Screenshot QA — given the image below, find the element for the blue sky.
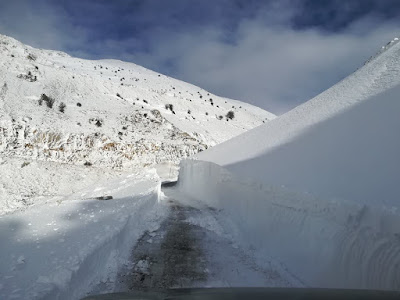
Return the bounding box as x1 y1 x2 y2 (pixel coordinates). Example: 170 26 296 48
0 0 399 114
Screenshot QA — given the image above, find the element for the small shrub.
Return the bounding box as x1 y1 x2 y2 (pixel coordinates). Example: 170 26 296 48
40 94 55 108
77 102 82 107
165 104 174 111
205 112 208 116
226 110 235 120
27 54 36 61
21 161 30 168
116 93 122 98
84 161 92 167
95 120 102 127
59 102 66 113
217 115 223 120
143 99 148 104
187 110 191 114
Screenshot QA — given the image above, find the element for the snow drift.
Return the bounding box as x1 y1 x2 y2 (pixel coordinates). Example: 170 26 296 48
0 171 167 300
199 84 400 207
196 38 400 207
177 159 400 290
176 38 400 289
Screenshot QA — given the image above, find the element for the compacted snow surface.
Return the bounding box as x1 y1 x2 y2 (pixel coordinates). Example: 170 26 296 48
0 170 167 299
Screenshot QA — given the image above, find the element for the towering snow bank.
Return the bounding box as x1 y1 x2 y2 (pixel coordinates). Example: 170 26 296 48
181 38 400 289
197 38 400 207
177 160 400 290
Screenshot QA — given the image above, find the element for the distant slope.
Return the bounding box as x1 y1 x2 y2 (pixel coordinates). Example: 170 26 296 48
196 36 400 206
0 34 274 169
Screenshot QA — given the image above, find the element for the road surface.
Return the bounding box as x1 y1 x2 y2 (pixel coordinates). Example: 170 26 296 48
115 186 293 291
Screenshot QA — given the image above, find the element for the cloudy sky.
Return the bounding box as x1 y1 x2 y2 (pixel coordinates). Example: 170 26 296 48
0 0 399 114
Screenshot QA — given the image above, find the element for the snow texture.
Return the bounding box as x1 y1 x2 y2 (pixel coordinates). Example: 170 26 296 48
0 169 167 300
176 160 400 290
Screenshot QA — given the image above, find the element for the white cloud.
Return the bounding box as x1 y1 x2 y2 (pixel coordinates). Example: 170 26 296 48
0 1 398 114
134 17 399 114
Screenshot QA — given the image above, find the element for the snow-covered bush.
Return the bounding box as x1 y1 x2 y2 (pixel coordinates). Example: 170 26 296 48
165 103 174 111
59 102 66 113
226 111 235 120
39 94 55 108
27 53 36 61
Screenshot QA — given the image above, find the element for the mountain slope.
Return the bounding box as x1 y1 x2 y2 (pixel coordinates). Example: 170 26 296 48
0 34 274 169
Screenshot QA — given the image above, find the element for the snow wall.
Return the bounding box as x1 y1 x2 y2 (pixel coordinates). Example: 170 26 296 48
177 160 400 289
199 84 400 208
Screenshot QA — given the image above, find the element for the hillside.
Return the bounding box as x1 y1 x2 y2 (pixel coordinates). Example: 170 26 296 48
0 34 274 170
0 34 273 215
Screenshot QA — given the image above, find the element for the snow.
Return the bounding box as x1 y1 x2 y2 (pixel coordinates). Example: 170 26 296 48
0 33 273 170
0 32 273 215
173 37 400 289
196 36 400 207
176 159 400 290
1 31 400 298
0 156 130 216
0 168 168 299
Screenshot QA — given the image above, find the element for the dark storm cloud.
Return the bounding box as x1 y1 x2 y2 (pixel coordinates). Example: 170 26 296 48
0 0 399 114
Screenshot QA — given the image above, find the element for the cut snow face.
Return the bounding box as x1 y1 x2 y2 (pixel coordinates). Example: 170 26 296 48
176 160 400 290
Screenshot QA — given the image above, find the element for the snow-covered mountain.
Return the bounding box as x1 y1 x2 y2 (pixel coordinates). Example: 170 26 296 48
0 34 274 215
0 34 274 170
